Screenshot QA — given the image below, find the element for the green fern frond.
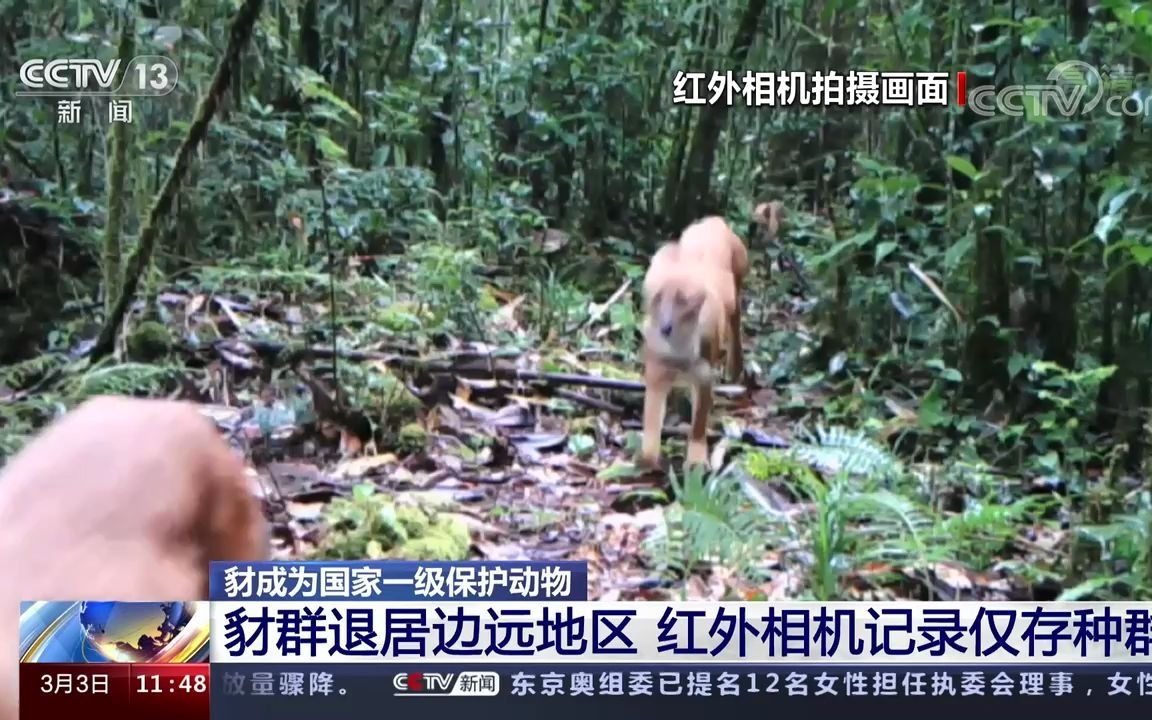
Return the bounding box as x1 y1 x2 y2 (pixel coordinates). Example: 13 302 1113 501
645 463 772 591
845 489 935 562
791 424 904 482
193 265 330 295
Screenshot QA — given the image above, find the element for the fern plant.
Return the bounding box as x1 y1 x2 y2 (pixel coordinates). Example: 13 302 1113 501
1062 494 1152 600
641 425 931 599
759 426 935 598
644 462 772 596
790 423 903 483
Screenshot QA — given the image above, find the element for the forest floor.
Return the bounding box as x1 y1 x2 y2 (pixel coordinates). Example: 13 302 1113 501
78 250 1081 604
0 248 1102 602
159 264 809 600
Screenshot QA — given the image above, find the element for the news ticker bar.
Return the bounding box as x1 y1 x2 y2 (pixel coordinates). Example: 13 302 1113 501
21 663 208 720
20 595 1152 664
207 600 1152 663
208 560 588 601
21 663 1152 720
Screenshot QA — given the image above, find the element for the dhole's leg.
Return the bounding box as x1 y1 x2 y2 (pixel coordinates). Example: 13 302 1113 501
640 361 675 467
727 277 744 381
726 315 743 381
686 379 713 466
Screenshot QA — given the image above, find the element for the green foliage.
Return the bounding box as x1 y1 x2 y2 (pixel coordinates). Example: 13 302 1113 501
0 355 66 392
791 425 904 484
63 362 183 400
126 321 172 361
0 360 183 461
637 425 1086 600
645 463 772 594
643 426 941 599
1064 494 1152 600
320 483 470 561
341 365 423 436
758 431 934 599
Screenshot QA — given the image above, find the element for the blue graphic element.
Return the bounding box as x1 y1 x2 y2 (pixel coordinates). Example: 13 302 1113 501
17 600 209 664
79 601 192 662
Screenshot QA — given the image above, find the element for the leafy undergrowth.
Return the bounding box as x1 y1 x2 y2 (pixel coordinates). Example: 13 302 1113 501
1 238 1150 603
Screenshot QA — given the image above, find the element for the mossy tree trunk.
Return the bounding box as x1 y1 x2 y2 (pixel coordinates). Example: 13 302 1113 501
91 0 266 360
101 10 135 317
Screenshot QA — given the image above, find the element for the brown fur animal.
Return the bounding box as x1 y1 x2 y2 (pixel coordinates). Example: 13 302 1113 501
753 201 783 239
0 396 271 720
640 215 749 469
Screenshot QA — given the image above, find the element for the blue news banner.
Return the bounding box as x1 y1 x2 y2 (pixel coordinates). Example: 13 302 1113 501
206 561 1152 719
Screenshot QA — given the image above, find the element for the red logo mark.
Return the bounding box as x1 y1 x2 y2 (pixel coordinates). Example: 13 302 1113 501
405 672 425 691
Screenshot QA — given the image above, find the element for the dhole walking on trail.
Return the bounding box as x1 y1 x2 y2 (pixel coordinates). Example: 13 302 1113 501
639 212 752 470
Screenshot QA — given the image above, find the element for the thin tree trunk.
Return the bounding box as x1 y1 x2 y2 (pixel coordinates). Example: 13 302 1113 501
669 0 767 230
101 10 135 316
92 0 266 360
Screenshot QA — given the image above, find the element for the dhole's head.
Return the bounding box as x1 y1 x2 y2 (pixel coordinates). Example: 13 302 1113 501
645 273 707 351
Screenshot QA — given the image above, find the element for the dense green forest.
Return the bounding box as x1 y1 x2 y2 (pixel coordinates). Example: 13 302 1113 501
1 0 1151 601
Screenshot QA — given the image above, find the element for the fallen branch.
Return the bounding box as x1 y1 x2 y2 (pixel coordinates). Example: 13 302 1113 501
219 339 749 398
553 389 625 414
577 277 632 331
908 262 964 324
619 420 791 449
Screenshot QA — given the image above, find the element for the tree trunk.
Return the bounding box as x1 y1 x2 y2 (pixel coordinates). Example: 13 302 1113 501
424 0 457 218
91 0 265 360
960 9 1013 404
101 10 135 316
668 0 767 231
